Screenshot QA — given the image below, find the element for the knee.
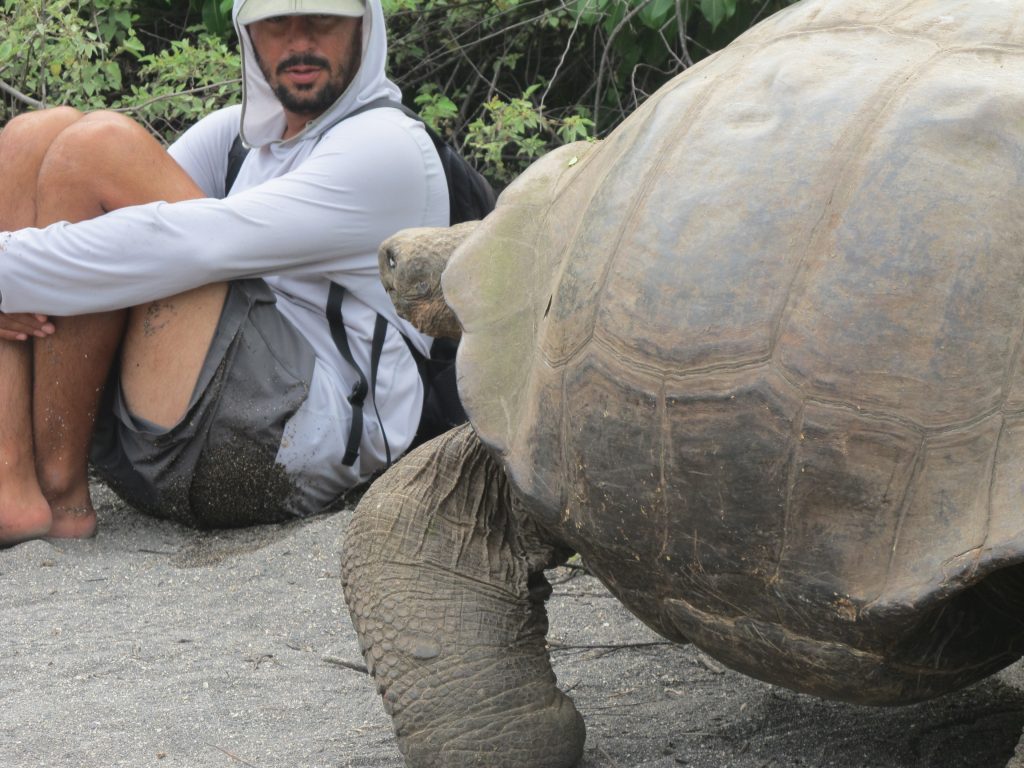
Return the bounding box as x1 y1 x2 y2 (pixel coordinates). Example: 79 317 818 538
0 106 83 151
3 106 84 135
39 111 150 187
73 110 153 152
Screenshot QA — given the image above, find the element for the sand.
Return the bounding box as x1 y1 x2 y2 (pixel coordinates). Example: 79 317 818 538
2 481 1022 768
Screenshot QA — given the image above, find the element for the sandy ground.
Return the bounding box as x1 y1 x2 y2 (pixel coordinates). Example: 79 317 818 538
3 481 1023 768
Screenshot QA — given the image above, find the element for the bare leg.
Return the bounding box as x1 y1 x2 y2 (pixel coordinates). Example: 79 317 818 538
29 111 213 536
0 109 218 544
0 108 84 545
0 341 51 544
31 311 126 538
119 281 227 430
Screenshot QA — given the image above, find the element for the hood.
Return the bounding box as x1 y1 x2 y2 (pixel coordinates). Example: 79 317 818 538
234 0 401 147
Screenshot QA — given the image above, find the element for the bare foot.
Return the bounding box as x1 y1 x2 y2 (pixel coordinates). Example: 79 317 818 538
48 503 98 539
36 469 99 539
0 482 53 547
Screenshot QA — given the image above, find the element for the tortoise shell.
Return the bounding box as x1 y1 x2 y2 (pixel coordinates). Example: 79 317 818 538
442 0 1024 704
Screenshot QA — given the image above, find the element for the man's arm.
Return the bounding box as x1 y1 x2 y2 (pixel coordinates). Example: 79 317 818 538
0 111 440 317
0 107 211 339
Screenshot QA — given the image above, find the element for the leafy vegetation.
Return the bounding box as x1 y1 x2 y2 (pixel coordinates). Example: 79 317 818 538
0 0 798 184
385 0 799 181
0 0 241 141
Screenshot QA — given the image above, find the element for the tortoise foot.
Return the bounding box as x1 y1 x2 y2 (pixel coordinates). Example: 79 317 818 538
343 424 585 768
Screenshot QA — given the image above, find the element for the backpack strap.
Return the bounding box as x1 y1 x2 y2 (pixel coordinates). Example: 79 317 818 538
223 98 397 194
223 98 497 224
230 100 490 466
368 312 392 467
326 282 367 466
326 281 394 468
225 133 248 194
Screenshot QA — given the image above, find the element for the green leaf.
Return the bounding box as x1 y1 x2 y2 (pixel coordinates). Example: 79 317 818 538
381 0 418 13
700 0 736 30
122 36 145 55
571 0 605 26
202 0 231 38
638 0 676 29
602 0 626 35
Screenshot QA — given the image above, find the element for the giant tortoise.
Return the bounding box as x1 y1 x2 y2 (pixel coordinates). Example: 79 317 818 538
341 0 1024 765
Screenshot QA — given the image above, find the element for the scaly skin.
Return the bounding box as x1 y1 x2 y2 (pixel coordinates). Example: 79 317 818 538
342 423 585 768
377 221 479 341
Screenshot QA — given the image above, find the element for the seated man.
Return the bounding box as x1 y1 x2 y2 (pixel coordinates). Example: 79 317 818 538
0 0 449 545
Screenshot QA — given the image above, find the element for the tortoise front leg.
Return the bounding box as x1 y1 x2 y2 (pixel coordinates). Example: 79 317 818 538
342 423 585 768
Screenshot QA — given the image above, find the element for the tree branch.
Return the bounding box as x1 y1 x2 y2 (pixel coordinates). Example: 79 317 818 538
0 77 45 110
541 0 586 110
675 0 695 68
113 79 241 114
594 0 654 128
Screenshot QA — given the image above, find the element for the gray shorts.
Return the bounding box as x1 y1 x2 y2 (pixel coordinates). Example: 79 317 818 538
91 279 317 528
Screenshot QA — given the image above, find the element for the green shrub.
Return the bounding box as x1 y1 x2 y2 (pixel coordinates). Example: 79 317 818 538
0 0 798 183
0 0 239 136
117 31 240 142
382 0 799 184
0 0 144 120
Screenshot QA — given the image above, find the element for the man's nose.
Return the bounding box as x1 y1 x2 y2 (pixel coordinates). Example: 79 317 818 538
281 18 317 48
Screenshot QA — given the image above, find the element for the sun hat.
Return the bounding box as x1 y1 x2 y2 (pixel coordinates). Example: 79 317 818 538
238 0 365 24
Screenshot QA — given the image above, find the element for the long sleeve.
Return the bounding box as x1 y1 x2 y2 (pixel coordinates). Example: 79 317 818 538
0 108 441 316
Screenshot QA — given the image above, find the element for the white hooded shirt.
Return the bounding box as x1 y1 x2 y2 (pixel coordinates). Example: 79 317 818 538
0 0 450 513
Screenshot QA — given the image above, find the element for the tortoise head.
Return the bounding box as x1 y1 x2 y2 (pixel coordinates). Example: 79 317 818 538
378 220 480 341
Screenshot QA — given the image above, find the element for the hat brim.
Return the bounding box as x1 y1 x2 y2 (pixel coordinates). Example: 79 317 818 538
238 0 364 25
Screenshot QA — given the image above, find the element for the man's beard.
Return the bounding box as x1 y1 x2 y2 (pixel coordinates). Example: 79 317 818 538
259 52 350 117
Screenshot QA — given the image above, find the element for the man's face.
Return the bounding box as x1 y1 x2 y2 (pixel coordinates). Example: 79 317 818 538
248 14 363 119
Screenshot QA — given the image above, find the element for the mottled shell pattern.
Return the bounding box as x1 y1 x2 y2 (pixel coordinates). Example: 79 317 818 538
443 0 1024 704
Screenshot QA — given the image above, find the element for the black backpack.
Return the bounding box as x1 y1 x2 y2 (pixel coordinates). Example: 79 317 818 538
225 97 495 223
225 100 495 467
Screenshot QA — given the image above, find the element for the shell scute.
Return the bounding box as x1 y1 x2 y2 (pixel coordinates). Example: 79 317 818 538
443 0 1024 702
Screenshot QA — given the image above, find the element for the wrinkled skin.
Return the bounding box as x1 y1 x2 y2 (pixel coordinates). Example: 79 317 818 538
356 222 588 766
352 225 590 765
377 221 476 341
345 0 1024 764
342 423 583 768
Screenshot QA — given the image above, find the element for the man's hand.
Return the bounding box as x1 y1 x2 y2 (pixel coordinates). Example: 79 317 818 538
0 313 55 341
